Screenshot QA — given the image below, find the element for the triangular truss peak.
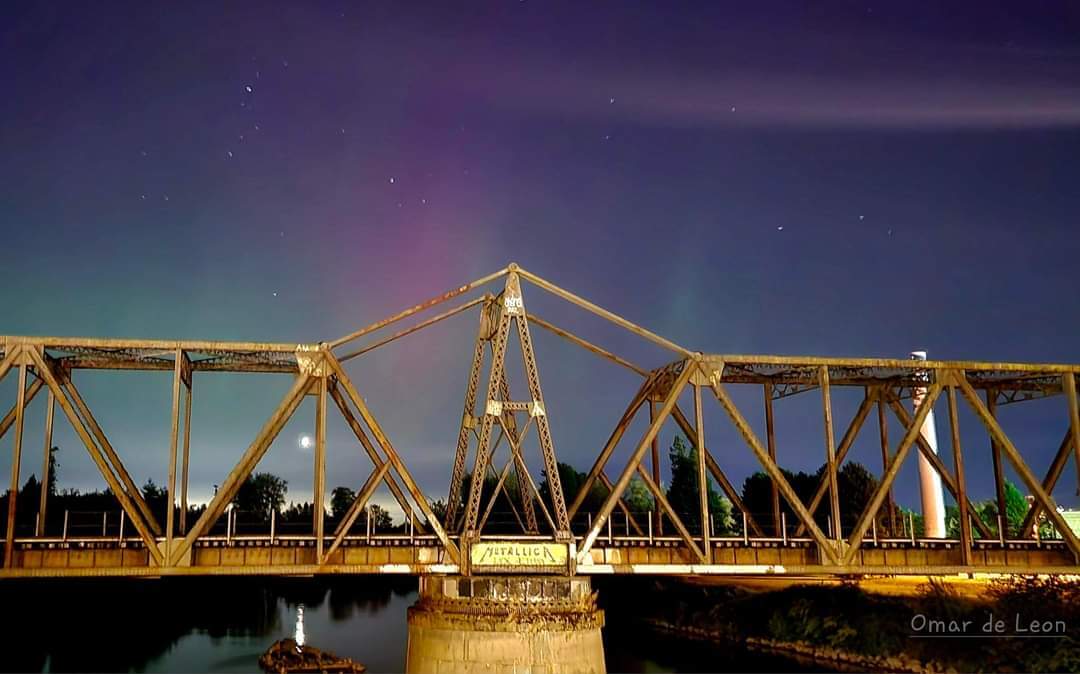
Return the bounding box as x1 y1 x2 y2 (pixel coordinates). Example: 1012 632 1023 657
446 272 572 542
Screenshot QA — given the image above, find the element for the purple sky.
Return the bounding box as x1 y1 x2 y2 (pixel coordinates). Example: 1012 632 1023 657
3 1 1080 519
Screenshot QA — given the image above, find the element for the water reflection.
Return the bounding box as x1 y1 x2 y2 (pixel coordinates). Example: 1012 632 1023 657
0 577 809 673
294 605 305 650
0 576 414 673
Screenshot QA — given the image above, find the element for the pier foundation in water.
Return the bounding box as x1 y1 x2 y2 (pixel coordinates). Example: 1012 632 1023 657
405 575 605 674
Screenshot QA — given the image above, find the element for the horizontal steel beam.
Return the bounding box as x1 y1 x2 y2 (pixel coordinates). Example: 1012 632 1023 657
701 354 1080 376
2 336 300 353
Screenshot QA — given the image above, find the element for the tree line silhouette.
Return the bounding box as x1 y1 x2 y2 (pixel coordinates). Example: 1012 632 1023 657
0 438 1049 539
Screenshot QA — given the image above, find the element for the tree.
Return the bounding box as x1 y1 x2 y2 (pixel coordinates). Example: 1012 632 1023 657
280 501 313 524
142 479 166 502
368 504 393 530
429 499 448 525
624 475 654 513
836 463 879 534
1003 481 1028 535
665 434 729 534
540 462 606 518
741 460 887 537
20 474 40 496
945 503 962 538
330 487 356 520
971 480 1033 538
140 479 169 525
44 446 58 497
712 495 735 535
898 506 924 537
235 473 287 519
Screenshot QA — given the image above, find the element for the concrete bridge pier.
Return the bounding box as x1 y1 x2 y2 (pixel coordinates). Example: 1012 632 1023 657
406 575 605 674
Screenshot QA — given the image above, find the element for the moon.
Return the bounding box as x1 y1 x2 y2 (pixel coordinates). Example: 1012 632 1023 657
298 434 314 450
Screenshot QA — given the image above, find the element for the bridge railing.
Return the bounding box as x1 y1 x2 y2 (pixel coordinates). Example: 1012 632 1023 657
10 505 1072 547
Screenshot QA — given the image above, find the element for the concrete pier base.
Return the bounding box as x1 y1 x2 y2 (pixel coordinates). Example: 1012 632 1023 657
406 575 605 674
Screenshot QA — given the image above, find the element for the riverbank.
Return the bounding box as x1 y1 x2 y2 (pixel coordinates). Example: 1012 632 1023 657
646 617 930 673
598 575 1080 673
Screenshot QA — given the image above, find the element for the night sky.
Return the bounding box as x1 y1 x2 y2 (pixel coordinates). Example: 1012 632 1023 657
3 2 1080 518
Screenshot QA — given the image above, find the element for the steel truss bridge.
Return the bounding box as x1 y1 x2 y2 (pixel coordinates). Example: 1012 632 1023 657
2 263 1079 579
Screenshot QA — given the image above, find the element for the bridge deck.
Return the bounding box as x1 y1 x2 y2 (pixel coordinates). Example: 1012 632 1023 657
2 534 1073 578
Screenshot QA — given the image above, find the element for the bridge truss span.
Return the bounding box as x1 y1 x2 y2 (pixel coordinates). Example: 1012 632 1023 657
2 263 1079 578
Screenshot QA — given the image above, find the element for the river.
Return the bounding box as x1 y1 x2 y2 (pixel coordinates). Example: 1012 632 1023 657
0 577 813 673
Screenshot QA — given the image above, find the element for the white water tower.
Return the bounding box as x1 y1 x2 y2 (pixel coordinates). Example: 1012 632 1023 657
911 350 946 538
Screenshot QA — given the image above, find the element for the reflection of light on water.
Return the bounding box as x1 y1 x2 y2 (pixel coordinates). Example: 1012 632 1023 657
295 604 306 651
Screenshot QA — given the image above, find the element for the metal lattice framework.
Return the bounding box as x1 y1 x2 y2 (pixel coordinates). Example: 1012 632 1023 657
2 262 1080 578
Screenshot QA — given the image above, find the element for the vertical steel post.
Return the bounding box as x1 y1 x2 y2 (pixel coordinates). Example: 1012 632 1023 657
1064 373 1080 497
946 381 973 565
986 390 1008 538
119 511 125 544
166 348 183 556
694 383 710 561
314 375 327 560
62 510 68 541
650 400 662 536
37 389 55 537
820 366 842 543
4 359 27 567
763 383 781 535
877 394 896 537
179 374 193 535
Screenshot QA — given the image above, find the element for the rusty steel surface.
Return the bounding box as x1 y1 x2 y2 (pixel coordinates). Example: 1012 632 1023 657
2 263 1080 579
